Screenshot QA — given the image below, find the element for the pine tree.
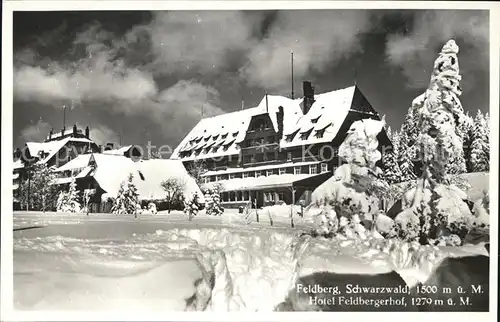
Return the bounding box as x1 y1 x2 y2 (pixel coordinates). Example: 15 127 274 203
383 129 403 184
484 112 490 165
470 110 489 172
57 177 82 213
397 130 417 181
461 112 475 172
18 163 60 211
111 173 140 216
204 183 224 216
184 191 202 221
397 40 476 245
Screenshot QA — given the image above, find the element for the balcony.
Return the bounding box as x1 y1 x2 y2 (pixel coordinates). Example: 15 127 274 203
240 142 279 154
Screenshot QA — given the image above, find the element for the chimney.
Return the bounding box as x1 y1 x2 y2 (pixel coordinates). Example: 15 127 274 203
302 81 315 115
49 128 53 140
73 124 77 136
85 126 90 139
277 106 284 135
105 143 114 151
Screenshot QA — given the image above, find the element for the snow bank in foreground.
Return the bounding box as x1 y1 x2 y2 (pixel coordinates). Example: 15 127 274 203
14 226 489 312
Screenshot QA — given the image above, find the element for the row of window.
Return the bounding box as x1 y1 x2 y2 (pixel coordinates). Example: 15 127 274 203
204 163 328 183
220 191 285 203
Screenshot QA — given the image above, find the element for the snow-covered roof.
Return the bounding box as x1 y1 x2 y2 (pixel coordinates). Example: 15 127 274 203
171 85 361 160
53 153 204 202
53 154 93 172
170 95 303 161
26 137 94 165
280 86 356 148
102 145 133 156
203 172 330 191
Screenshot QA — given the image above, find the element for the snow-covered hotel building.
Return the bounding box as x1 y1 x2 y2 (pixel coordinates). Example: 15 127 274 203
171 82 391 208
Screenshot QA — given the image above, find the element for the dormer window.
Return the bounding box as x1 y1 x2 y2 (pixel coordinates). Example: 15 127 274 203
300 129 312 140
221 134 228 139
311 116 321 124
315 128 326 138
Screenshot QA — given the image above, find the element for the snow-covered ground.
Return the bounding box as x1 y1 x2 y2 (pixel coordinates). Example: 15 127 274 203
13 210 488 312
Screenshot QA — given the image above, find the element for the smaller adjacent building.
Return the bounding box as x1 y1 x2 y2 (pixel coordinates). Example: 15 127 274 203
13 125 100 206
52 153 203 212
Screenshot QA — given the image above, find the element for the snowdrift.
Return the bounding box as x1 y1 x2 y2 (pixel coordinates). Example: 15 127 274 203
14 223 488 312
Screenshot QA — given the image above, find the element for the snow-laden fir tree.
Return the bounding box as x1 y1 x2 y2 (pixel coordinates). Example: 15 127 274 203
204 183 224 216
383 128 403 184
111 173 140 216
397 130 417 182
395 40 482 245
484 112 490 163
470 110 489 172
18 163 60 211
57 177 82 213
184 191 202 221
460 111 475 172
398 103 420 180
306 117 388 237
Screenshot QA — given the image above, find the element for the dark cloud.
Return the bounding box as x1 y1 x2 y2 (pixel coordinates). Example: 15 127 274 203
13 10 490 149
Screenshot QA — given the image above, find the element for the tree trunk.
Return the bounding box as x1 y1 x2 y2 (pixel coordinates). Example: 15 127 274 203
168 201 171 214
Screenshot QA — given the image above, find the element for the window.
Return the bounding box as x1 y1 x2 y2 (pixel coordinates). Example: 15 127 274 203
279 168 286 175
294 166 301 175
229 173 236 180
278 192 285 201
237 191 242 201
269 192 275 202
255 171 262 178
309 165 317 174
266 152 275 161
315 129 325 138
250 155 256 164
230 191 236 201
204 177 210 184
266 170 274 177
243 191 249 200
321 163 328 173
216 175 222 181
287 152 292 162
243 172 250 178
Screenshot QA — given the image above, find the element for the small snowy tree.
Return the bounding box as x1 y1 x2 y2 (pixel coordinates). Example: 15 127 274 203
161 178 186 213
111 173 140 216
184 191 202 221
204 183 224 216
470 110 489 172
56 177 82 213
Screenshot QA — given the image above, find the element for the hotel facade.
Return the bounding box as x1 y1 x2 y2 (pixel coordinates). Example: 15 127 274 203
170 81 391 209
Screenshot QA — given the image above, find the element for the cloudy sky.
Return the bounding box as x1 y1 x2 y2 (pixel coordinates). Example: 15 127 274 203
13 9 489 151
